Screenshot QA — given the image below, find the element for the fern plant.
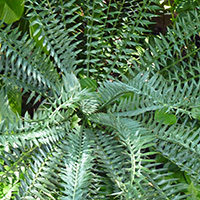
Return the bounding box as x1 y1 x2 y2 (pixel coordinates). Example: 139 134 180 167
0 0 200 199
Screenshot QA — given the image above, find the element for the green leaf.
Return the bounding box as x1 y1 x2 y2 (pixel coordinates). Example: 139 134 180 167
176 0 200 13
7 86 22 116
71 114 81 128
0 0 24 24
191 107 200 120
187 182 200 200
155 108 177 125
29 17 49 55
0 87 18 122
80 77 97 91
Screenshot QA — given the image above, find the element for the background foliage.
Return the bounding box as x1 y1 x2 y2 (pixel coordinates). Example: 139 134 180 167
0 0 200 199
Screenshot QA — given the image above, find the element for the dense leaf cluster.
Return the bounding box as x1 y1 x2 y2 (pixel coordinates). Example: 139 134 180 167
0 0 200 199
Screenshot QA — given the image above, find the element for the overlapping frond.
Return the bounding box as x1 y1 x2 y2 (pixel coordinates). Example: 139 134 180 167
14 143 63 200
0 23 58 92
0 124 68 199
0 0 200 199
155 121 200 183
26 0 81 74
98 72 200 118
89 113 155 198
138 9 200 83
144 163 189 200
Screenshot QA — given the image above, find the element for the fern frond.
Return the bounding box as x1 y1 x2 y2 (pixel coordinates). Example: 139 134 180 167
0 24 58 92
130 113 200 196
139 9 200 83
98 72 200 118
59 127 94 200
90 113 156 198
14 143 63 199
155 122 200 183
26 0 81 74
91 129 129 197
144 163 189 200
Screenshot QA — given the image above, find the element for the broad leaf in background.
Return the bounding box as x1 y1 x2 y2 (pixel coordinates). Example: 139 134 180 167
0 88 18 123
0 0 24 24
191 106 200 120
7 86 22 116
155 107 177 125
80 77 97 91
175 0 200 13
187 182 200 200
29 17 49 55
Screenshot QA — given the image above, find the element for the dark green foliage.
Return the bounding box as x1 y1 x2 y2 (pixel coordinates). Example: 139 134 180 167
0 0 200 199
